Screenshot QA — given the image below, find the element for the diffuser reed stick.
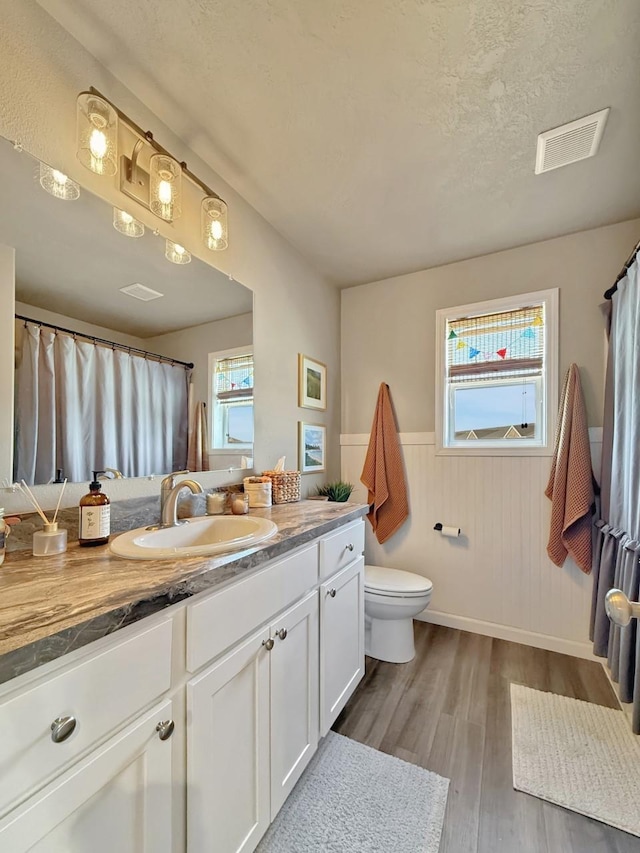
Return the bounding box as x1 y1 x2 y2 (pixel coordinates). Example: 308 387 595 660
52 479 68 524
19 480 50 525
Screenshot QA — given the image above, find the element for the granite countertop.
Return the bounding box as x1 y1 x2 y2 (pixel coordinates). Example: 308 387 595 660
0 501 368 684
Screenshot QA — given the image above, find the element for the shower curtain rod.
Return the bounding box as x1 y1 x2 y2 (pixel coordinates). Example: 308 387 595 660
16 315 194 369
603 239 640 300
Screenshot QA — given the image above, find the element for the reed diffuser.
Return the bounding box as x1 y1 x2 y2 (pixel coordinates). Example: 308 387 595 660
18 479 68 556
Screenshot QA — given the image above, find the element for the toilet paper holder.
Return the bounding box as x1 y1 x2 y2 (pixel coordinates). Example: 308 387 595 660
434 522 461 537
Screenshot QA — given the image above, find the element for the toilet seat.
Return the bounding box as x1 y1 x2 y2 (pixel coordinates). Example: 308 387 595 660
364 565 433 598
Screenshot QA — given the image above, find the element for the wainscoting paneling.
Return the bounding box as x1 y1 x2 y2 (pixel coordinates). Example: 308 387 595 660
341 433 601 658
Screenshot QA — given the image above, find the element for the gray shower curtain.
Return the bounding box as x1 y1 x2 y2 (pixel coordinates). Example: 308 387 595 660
590 255 640 733
14 323 189 484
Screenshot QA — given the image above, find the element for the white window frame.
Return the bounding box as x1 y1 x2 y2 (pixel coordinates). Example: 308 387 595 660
208 344 254 453
435 289 559 456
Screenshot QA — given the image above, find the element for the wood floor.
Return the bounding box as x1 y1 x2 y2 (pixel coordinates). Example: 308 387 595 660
333 622 639 853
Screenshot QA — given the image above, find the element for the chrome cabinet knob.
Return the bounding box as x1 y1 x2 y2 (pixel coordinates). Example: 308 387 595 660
605 588 640 627
276 628 288 641
346 543 354 552
156 720 175 741
51 716 77 743
328 588 337 598
262 637 274 651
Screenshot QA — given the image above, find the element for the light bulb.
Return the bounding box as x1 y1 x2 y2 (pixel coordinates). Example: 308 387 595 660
158 180 173 205
210 220 223 240
39 162 80 200
89 128 108 160
113 207 145 237
165 239 191 264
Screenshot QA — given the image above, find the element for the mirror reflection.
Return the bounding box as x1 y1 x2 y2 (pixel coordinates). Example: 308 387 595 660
1 137 254 485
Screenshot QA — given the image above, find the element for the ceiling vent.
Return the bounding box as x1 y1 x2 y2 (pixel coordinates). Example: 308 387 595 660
119 283 164 301
535 108 610 174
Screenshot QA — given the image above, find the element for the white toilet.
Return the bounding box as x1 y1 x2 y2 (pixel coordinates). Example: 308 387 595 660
364 565 433 663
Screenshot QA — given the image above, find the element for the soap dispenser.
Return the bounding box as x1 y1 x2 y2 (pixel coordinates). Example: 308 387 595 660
79 471 111 547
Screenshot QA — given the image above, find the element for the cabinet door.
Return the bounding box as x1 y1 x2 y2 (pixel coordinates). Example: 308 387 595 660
269 591 319 820
320 557 364 735
187 626 271 853
0 699 174 853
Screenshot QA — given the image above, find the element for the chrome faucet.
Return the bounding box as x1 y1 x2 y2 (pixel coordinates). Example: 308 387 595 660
160 471 203 527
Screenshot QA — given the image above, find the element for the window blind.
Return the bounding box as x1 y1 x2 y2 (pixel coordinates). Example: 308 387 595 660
446 304 544 383
215 353 254 401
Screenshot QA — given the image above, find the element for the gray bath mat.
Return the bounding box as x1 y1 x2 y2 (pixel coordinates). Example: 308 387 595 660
510 683 640 837
257 731 449 852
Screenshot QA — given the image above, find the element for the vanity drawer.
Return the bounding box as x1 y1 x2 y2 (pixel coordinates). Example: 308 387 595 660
319 520 365 580
0 618 172 817
187 542 318 672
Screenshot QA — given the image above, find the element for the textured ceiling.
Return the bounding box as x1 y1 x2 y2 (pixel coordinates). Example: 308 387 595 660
0 137 252 337
39 0 640 286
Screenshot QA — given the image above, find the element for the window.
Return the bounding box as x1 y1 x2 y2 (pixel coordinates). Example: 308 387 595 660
208 347 254 450
435 289 558 454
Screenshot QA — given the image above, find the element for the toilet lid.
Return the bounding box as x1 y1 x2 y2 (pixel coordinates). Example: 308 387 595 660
364 565 433 595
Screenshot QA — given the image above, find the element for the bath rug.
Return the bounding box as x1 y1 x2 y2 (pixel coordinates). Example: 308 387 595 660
510 683 640 836
257 731 449 852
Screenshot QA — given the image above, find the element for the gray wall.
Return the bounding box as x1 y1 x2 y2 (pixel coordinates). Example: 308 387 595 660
342 219 640 433
148 312 253 414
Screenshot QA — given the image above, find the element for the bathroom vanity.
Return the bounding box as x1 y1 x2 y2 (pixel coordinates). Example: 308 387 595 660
0 502 366 852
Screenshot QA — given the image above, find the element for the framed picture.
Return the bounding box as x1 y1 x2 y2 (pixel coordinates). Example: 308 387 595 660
298 353 327 411
299 421 326 474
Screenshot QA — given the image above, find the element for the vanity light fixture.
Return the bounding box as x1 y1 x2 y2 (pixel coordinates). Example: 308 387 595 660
39 163 80 200
75 87 228 248
165 239 191 264
76 92 118 176
113 207 145 238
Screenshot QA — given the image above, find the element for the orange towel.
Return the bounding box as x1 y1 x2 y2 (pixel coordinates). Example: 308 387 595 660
545 364 594 573
360 383 409 544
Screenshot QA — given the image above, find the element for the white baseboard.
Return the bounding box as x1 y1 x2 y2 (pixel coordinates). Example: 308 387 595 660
415 609 599 661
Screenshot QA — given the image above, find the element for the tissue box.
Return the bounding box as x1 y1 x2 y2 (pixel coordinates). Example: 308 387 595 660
262 471 301 504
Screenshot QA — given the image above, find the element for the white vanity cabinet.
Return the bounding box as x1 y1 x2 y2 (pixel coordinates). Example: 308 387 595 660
186 625 271 853
0 516 365 853
186 591 319 853
0 699 174 853
318 520 366 736
319 556 365 735
0 618 175 852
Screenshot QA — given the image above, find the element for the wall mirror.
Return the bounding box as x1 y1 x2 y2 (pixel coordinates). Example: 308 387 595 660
0 136 254 486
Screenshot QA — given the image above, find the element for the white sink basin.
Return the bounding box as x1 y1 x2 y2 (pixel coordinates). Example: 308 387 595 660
110 515 278 561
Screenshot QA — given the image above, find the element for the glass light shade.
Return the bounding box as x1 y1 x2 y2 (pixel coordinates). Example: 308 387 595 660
165 239 191 264
113 208 145 238
76 93 118 176
201 196 228 251
39 163 80 200
150 154 182 221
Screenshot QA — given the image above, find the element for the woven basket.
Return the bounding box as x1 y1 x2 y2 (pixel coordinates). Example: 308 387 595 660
262 470 301 504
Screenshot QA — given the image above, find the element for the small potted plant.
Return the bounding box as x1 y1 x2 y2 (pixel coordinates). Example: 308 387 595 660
314 481 355 502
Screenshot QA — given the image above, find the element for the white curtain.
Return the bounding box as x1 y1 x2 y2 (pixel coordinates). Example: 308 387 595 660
14 324 189 484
